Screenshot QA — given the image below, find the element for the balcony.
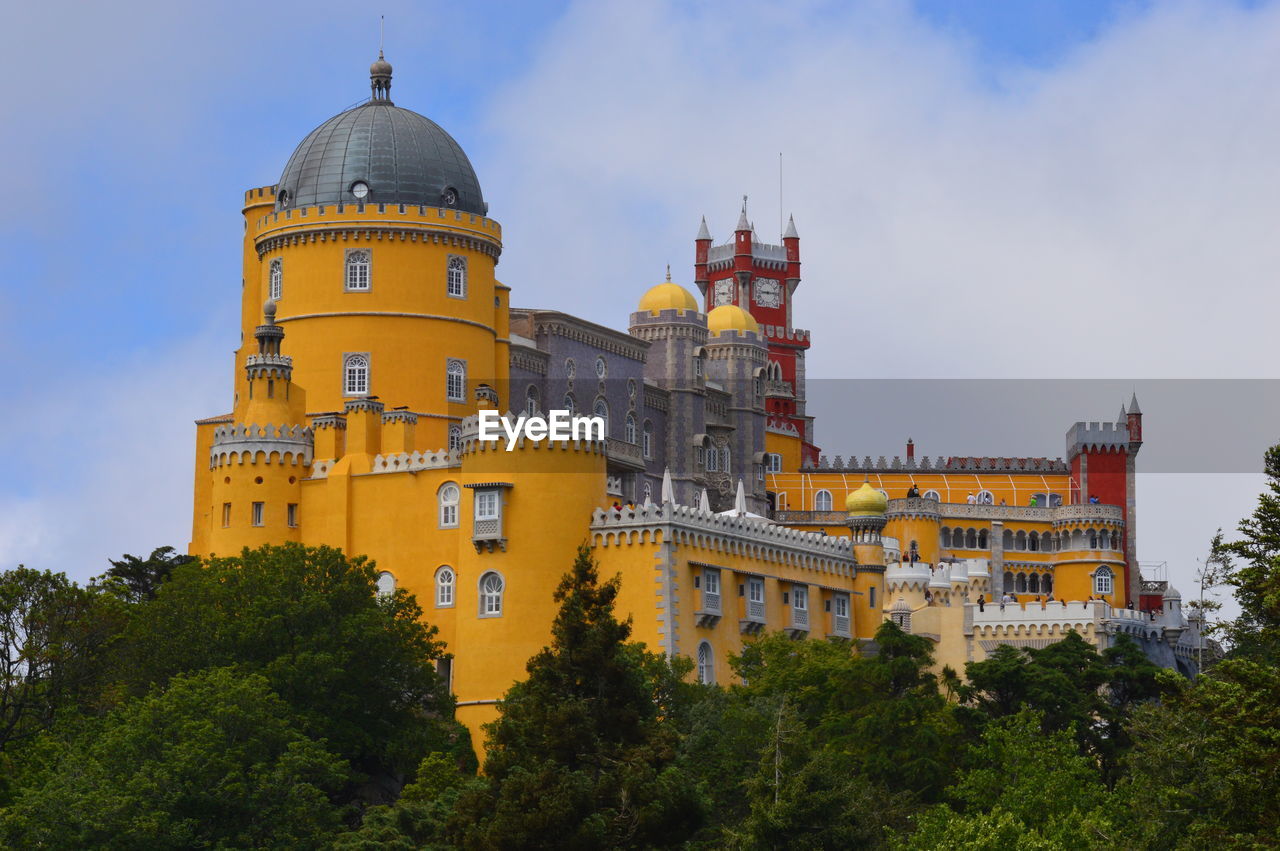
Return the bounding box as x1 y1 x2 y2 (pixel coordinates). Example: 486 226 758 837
740 597 766 635
606 437 645 471
785 606 810 638
696 589 722 628
831 612 852 638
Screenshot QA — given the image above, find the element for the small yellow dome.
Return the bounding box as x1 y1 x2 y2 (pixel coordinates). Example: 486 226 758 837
846 481 888 516
707 304 760 336
638 281 699 315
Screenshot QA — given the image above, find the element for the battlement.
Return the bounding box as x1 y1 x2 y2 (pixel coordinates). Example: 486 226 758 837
244 353 293 380
760 325 810 345
766 417 800 436
210 423 313 468
243 185 277 206
804 455 1068 473
254 200 502 242
1066 420 1131 455
705 240 790 271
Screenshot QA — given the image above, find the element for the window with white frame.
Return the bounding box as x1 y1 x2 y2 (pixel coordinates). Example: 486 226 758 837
525 385 540 417
976 490 995 505
446 359 466 402
701 567 721 613
696 641 714 684
594 398 609 432
793 585 808 612
746 576 765 619
766 453 782 473
1093 565 1114 596
475 490 500 521
922 489 940 501
447 255 467 298
694 356 703 378
345 248 371 291
251 501 264 526
435 566 455 607
625 414 637 444
438 483 460 528
269 258 282 301
344 354 369 396
448 426 462 452
479 571 504 616
287 503 298 527
642 422 653 458
696 446 705 467
814 489 833 511
375 571 396 598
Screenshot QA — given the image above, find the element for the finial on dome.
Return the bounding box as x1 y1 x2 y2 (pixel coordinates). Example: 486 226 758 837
370 21 393 103
263 299 277 324
665 264 671 282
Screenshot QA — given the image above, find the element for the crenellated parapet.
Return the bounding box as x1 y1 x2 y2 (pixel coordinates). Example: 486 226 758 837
1066 421 1131 456
210 423 313 468
590 501 855 575
806 454 1068 473
244 353 293 381
253 201 503 260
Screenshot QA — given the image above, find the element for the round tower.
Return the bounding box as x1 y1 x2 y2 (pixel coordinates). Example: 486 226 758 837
845 480 888 639
205 302 311 555
237 54 507 451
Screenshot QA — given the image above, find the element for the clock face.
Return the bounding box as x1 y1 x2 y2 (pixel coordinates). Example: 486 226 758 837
713 279 734 306
754 278 781 308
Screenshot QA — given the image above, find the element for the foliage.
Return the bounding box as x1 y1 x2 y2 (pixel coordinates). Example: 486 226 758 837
455 544 704 849
1215 444 1280 660
120 543 470 801
0 667 346 848
101 545 194 603
331 752 479 850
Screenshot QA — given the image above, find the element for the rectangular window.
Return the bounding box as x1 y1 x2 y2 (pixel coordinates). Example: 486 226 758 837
701 568 721 614
251 501 264 527
793 586 808 612
706 447 719 472
746 577 765 620
269 258 282 301
287 503 298 527
835 594 849 618
447 255 467 298
222 502 231 527
475 491 500 521
345 249 371 291
642 429 652 458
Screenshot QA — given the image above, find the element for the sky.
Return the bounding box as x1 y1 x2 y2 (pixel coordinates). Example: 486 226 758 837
2 0 1277 619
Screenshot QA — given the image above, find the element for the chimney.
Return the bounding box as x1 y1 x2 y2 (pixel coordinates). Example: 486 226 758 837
906 438 915 461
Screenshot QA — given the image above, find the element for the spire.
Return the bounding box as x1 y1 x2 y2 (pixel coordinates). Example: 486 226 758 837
370 43 393 102
1128 392 1142 415
665 264 671 282
734 478 747 514
783 214 799 239
697 215 711 241
1117 404 1127 424
661 467 675 505
698 488 711 512
736 196 750 231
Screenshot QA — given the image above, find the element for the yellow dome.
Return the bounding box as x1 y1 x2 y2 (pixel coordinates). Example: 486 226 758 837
846 481 888 516
638 281 698 315
706 304 760 336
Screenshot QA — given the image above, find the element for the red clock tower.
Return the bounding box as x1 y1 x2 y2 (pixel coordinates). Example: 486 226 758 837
694 198 818 465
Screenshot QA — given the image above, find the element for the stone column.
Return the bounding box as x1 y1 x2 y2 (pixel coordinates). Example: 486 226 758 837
990 520 1005 599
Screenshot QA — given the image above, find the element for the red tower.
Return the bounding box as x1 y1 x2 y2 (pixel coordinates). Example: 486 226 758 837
694 198 818 464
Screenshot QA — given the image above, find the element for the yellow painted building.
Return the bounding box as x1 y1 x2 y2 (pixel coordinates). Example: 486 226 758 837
190 55 1210 748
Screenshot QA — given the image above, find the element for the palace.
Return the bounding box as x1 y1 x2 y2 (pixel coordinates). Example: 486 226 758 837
189 55 1210 746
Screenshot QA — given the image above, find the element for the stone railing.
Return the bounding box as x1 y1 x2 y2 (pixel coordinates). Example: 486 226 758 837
605 437 645 469
939 503 1124 524
774 510 846 525
210 423 312 468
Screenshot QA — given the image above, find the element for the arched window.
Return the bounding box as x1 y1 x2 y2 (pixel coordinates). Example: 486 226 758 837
1004 571 1014 590
1094 566 1113 595
1015 531 1027 551
448 426 462 452
706 445 719 472
697 642 715 685
269 258 282 301
446 360 466 402
625 414 637 444
1111 530 1121 551
965 528 978 549
1003 529 1014 550
642 481 652 503
525 385 540 417
447 255 467 298
721 447 731 475
593 398 609 433
1029 532 1040 551
595 357 607 379
978 529 989 549
479 571 504 616
976 490 994 505
345 248 371 291
1089 529 1099 549
1016 573 1028 593
344 354 369 396
642 421 653 458
922 489 940 501
1072 529 1084 549
435 566 455 607
814 490 833 511
940 528 951 548
1043 575 1053 593
438 483 460 528
375 571 396 598
1028 573 1040 593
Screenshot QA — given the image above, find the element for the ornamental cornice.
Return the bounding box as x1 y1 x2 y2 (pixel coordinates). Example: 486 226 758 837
209 422 313 468
534 318 649 361
510 345 549 376
255 225 501 260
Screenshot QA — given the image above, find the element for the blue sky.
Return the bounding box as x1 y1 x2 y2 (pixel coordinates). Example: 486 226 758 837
3 0 1277 615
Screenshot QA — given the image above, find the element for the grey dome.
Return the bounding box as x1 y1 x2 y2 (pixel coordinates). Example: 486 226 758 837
275 102 486 215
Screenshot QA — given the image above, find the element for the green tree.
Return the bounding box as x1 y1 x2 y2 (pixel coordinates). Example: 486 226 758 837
332 752 479 850
121 543 470 804
0 667 346 848
1215 444 1280 660
456 544 704 849
100 545 194 603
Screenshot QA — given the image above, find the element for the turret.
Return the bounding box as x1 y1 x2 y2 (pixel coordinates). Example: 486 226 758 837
1126 393 1143 449
733 196 752 295
694 216 712 295
845 479 888 638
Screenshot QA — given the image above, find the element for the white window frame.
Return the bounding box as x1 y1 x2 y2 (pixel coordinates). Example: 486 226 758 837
269 257 282 301
438 482 460 528
435 566 455 608
343 353 370 397
447 255 467 298
792 585 808 613
1094 566 1114 596
448 426 462 452
475 490 500 522
251 501 264 527
696 641 715 685
446 359 467 403
625 414 637 444
814 489 833 512
478 571 504 617
922 489 940 501
642 422 652 458
287 503 298 527
221 502 231 527
345 248 371 291
375 571 396 598
766 453 782 473
834 593 850 619
976 489 995 505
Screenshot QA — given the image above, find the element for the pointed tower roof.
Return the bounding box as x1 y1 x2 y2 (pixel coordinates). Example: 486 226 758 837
1117 404 1127 424
783 214 799 239
736 196 750 231
734 478 747 513
697 215 711 241
1128 392 1142 415
661 467 675 505
698 488 711 512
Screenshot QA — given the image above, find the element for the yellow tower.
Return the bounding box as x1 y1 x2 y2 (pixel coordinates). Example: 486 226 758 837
845 480 888 637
